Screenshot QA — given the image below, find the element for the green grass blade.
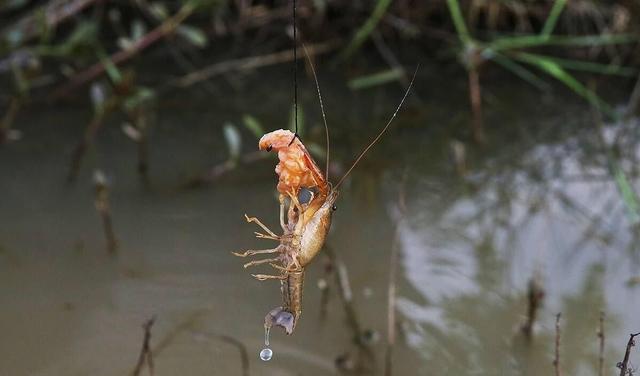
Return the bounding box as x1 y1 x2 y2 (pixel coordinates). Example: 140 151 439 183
340 0 393 59
446 0 472 45
613 165 640 224
242 115 264 139
97 47 122 84
489 52 550 91
514 52 614 117
491 34 637 51
347 68 404 90
540 0 567 38
515 52 636 76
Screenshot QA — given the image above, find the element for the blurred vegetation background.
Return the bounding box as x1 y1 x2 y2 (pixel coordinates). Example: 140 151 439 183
3 2 640 374
2 0 640 185
2 0 640 123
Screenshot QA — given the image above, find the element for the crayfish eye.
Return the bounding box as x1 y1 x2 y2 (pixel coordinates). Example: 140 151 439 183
332 205 337 211
266 145 273 152
297 188 314 205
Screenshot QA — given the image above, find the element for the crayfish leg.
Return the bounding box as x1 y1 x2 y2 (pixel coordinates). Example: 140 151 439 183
243 257 282 268
252 273 287 281
268 262 302 273
254 232 280 241
245 214 278 238
231 248 279 257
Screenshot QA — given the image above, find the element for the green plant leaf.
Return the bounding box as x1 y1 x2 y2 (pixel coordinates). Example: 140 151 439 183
491 34 637 51
348 68 405 90
540 0 567 38
149 2 169 19
489 52 550 91
613 165 640 224
223 122 242 160
242 115 264 139
513 52 615 117
512 52 635 77
131 19 147 42
124 88 155 111
97 47 122 84
177 25 208 48
446 0 472 45
340 0 393 59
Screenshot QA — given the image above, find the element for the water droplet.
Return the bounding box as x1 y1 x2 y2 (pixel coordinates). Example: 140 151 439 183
260 347 273 361
264 325 271 346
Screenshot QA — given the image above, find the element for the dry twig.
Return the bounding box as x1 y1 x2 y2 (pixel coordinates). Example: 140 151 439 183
554 313 562 376
51 1 197 99
171 41 338 89
132 317 156 376
384 169 408 376
93 170 118 254
467 61 485 144
324 245 374 373
184 150 267 188
1 0 100 47
520 277 544 340
68 97 118 182
0 97 20 144
618 332 640 376
598 311 605 376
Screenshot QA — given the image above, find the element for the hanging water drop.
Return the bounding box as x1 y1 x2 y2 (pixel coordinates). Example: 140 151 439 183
264 325 271 347
259 324 273 361
259 347 273 361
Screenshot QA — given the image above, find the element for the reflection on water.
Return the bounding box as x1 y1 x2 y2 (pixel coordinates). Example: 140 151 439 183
0 70 639 375
395 104 640 375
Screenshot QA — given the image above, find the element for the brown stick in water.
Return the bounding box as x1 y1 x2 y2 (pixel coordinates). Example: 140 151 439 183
385 169 408 376
467 63 485 144
93 171 118 254
0 97 21 144
618 332 640 376
520 277 544 340
172 41 339 89
553 313 562 376
133 317 156 376
598 311 605 376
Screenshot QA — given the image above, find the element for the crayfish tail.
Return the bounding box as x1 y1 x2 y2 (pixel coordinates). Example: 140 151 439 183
265 306 296 335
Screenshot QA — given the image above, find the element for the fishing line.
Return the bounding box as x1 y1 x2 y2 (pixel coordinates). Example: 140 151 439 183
289 0 299 146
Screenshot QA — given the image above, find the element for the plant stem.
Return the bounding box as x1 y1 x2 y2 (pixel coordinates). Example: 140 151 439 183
541 0 568 38
467 63 485 144
341 0 393 59
446 0 471 45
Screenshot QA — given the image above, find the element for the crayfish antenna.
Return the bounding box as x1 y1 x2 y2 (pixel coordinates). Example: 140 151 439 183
334 65 419 189
302 43 330 182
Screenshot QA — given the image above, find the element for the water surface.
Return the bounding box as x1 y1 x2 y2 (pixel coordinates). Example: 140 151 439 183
1 67 639 375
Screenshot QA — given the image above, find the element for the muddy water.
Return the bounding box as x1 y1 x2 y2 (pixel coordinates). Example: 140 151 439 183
0 68 639 375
